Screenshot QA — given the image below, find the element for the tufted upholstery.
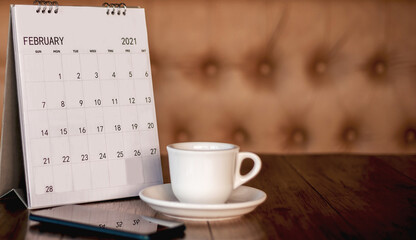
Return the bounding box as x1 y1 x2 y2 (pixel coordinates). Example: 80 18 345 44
1 0 416 154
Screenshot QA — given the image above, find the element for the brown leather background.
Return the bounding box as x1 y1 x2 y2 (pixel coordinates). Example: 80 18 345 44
1 0 415 154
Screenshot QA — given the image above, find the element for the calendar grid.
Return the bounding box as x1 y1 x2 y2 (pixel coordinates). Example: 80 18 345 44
25 50 160 192
129 52 146 180
105 51 128 187
24 50 159 174
60 52 75 193
77 51 93 191
33 56 53 197
15 72 151 83
109 52 127 161
41 54 54 194
26 100 154 111
27 128 155 140
94 52 111 189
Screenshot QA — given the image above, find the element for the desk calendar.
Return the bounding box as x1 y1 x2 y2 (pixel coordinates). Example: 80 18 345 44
0 3 163 209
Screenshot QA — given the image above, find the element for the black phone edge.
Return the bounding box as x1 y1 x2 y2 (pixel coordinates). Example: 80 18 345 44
29 213 185 240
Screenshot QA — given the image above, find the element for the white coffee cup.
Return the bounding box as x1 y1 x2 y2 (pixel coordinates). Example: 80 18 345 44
166 142 262 204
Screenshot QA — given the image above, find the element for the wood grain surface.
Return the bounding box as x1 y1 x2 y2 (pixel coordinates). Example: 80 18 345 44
1 154 415 239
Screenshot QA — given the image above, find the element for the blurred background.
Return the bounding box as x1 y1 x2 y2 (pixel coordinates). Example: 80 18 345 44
1 0 415 154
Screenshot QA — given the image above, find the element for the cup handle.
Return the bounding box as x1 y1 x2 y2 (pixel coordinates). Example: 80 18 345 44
233 152 262 189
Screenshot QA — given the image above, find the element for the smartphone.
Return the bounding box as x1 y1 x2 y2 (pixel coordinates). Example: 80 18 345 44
29 205 185 239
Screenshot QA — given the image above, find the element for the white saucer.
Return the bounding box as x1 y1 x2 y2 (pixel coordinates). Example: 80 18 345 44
139 183 267 221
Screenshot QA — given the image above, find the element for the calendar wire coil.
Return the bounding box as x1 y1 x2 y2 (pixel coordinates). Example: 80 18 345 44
33 0 59 14
32 1 128 15
103 3 127 15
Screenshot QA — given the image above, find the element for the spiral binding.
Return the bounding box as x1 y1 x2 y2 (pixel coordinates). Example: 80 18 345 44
33 0 59 14
32 1 128 15
103 3 127 16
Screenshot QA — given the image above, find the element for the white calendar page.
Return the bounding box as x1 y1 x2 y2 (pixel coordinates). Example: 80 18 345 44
11 5 162 209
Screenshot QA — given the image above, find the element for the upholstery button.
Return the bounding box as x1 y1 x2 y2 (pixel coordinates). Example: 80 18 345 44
175 130 190 142
405 128 416 144
258 61 272 77
374 61 386 75
344 128 358 143
203 62 218 77
292 129 306 145
307 49 330 79
233 128 249 144
366 53 388 80
315 61 327 74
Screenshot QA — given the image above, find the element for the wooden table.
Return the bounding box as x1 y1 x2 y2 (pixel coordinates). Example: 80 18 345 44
1 154 415 239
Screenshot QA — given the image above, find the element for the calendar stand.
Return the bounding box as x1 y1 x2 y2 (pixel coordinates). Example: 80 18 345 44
0 17 27 207
1 3 163 209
